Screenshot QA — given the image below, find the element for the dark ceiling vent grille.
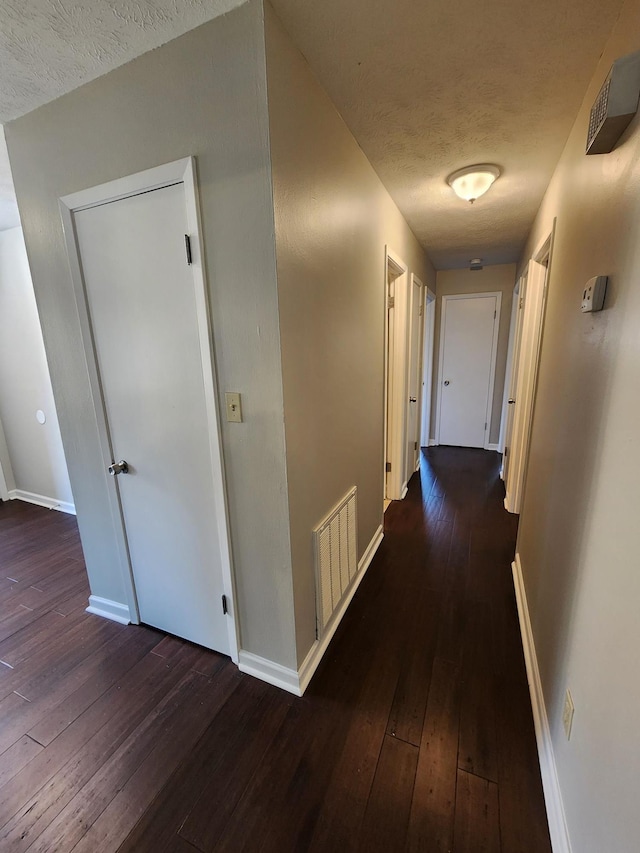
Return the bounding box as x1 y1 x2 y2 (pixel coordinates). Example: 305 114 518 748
586 49 640 154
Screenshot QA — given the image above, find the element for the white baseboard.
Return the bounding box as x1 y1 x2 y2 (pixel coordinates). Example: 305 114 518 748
239 524 385 697
428 438 438 446
298 523 383 695
400 482 408 499
238 650 301 695
9 489 76 515
86 595 131 625
512 554 572 853
487 443 501 452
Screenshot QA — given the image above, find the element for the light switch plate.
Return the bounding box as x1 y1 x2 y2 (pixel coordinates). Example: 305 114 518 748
225 392 242 423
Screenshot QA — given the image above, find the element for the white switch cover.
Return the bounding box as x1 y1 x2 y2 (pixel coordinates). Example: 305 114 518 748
225 392 243 423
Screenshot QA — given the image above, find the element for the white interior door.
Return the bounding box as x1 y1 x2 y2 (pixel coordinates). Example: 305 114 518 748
74 180 230 654
437 292 501 449
505 260 547 513
406 275 423 480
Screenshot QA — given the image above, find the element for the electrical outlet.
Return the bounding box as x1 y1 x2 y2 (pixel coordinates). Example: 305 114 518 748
563 689 575 740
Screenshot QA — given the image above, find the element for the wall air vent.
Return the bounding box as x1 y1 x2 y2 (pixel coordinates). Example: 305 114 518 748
313 487 357 637
586 49 640 154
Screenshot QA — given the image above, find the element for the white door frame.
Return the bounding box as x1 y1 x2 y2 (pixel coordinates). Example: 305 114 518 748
383 246 410 501
498 274 522 463
420 287 436 448
406 273 424 478
504 225 555 514
435 291 502 450
59 156 239 662
0 413 14 501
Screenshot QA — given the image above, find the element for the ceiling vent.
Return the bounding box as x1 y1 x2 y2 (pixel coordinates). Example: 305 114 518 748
586 49 640 154
470 258 483 271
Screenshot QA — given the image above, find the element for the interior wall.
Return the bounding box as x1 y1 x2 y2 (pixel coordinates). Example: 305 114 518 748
516 1 640 849
431 264 516 445
264 2 436 665
0 227 73 509
5 0 299 670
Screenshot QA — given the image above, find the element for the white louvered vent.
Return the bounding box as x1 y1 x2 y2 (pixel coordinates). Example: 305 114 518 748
313 487 358 636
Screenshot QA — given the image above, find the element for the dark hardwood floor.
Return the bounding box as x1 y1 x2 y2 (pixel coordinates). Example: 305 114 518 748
0 447 551 852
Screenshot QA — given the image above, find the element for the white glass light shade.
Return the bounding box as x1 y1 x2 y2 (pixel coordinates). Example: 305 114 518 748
447 164 500 203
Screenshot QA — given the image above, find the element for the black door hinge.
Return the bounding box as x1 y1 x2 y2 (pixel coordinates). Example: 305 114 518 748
222 594 228 615
185 234 193 266
385 461 392 473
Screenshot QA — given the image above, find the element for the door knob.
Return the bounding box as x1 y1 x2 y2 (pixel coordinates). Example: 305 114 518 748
409 397 417 403
108 460 129 476
444 380 450 386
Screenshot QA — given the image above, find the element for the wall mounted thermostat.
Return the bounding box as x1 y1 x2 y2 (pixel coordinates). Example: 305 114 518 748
581 276 608 313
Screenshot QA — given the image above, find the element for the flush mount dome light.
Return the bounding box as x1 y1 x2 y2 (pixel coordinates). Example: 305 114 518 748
447 164 501 203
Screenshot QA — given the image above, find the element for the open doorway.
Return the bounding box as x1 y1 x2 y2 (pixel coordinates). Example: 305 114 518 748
420 287 436 449
405 274 424 482
383 247 409 507
503 225 555 513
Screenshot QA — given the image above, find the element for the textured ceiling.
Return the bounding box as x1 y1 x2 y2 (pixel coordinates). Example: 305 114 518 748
271 0 625 268
0 0 627 264
0 0 246 231
0 0 246 122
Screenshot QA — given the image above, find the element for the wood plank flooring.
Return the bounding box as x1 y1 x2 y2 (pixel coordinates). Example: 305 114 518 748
0 447 552 851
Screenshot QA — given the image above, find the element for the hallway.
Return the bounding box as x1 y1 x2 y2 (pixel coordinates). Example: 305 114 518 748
0 448 551 852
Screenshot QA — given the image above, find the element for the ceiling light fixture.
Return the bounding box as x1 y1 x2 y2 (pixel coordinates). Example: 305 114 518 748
447 164 500 203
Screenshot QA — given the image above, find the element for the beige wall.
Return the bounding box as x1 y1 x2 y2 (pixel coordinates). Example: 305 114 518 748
432 264 515 445
0 227 73 508
5 0 299 670
516 1 640 849
265 3 435 665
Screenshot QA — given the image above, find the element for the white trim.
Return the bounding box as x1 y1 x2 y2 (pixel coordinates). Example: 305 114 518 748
0 413 13 501
59 156 238 655
86 595 131 625
238 651 301 695
407 274 425 480
498 277 520 457
299 523 383 694
8 489 76 515
487 443 500 452
384 247 410 501
428 438 438 447
512 554 572 853
239 524 384 697
420 289 436 448
435 291 502 450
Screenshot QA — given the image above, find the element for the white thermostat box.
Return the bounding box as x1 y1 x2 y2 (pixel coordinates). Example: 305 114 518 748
581 276 608 312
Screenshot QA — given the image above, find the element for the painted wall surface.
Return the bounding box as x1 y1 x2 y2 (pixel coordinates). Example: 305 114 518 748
5 0 298 669
431 264 515 445
264 2 435 664
0 228 73 508
516 1 640 849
